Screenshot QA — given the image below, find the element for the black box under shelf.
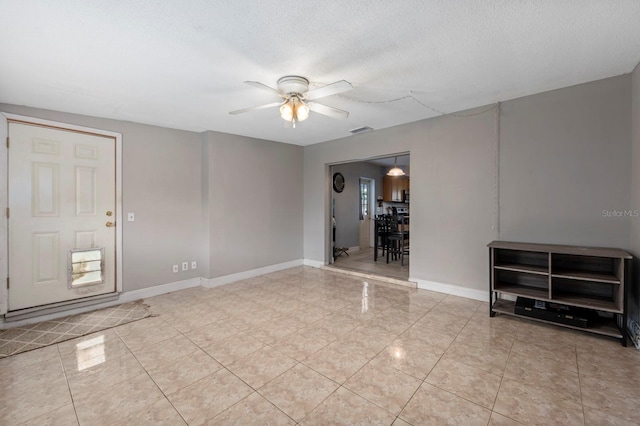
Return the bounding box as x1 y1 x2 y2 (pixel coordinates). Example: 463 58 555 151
514 297 597 328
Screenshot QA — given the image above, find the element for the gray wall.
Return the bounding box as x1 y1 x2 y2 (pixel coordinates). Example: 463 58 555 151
304 75 633 295
0 104 204 292
1 71 634 304
304 108 498 292
631 62 640 323
0 104 305 296
418 110 497 289
500 75 632 248
203 131 303 278
332 161 382 248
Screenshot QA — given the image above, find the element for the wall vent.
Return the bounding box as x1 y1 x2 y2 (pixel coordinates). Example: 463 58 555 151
349 126 373 135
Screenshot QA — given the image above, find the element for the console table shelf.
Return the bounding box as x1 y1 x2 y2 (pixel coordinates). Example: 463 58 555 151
495 264 549 275
491 299 623 339
551 270 620 284
493 284 549 300
488 241 631 345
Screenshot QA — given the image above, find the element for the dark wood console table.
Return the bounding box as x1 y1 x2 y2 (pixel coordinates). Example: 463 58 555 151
488 241 632 346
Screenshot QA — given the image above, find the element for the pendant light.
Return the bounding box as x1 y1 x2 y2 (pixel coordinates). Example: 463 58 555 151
387 156 405 176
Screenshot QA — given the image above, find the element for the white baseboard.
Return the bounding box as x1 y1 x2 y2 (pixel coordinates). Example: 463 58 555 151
118 277 202 303
413 278 488 302
3 264 492 329
303 259 325 268
2 258 310 328
1 277 201 329
202 259 304 288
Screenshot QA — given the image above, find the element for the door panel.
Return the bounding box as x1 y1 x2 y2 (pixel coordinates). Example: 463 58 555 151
32 162 59 216
33 232 59 284
75 166 97 215
8 122 116 311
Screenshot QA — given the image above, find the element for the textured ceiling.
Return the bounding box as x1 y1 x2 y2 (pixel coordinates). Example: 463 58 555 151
1 1 640 146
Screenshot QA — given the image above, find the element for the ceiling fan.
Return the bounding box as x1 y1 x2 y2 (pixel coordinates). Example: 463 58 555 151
229 76 353 127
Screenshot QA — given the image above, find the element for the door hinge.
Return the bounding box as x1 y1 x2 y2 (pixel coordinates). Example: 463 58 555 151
5 207 9 219
6 278 9 289
6 137 9 148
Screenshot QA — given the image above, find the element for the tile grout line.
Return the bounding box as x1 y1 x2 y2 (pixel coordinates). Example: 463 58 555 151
299 295 455 423
368 295 477 423
576 343 587 425
118 321 191 425
56 343 82 426
398 298 493 421
489 320 518 424
394 299 452 422
12 267 619 424
166 318 300 424
293 300 430 423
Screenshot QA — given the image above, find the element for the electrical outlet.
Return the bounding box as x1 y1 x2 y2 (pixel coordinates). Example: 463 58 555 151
182 262 188 271
172 264 179 273
191 261 197 270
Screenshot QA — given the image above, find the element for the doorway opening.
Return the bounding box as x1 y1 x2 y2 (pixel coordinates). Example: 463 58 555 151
329 153 410 281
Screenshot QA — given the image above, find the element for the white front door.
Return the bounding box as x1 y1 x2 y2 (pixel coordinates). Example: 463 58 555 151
8 122 117 311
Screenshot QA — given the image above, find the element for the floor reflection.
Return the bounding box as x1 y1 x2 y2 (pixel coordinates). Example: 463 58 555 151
75 334 106 371
361 282 369 313
388 345 407 360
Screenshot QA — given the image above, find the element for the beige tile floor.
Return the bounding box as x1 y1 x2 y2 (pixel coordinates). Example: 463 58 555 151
1 266 640 425
330 247 410 281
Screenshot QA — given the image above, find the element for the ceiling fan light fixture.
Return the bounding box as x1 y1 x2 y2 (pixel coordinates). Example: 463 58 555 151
296 103 310 121
231 75 352 124
387 157 405 176
280 103 293 121
280 96 310 123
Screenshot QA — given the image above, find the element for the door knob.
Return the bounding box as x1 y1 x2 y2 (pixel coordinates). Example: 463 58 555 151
106 211 113 216
106 221 116 227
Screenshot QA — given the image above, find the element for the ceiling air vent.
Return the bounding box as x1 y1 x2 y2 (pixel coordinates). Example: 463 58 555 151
349 126 373 135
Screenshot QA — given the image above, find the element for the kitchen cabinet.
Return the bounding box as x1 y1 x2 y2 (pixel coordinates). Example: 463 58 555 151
383 176 409 202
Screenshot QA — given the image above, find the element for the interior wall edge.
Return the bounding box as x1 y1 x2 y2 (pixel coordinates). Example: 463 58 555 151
629 60 640 324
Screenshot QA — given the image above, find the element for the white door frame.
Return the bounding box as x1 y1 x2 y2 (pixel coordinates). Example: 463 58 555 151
368 178 376 247
0 113 123 315
358 177 374 249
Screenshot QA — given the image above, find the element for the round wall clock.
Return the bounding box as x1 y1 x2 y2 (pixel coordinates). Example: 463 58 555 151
333 172 345 193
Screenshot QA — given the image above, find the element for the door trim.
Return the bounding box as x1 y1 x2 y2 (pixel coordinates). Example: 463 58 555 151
0 112 123 315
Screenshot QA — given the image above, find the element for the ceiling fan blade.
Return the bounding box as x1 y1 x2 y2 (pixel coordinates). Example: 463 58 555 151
229 101 284 115
308 102 349 120
304 80 353 100
244 81 285 97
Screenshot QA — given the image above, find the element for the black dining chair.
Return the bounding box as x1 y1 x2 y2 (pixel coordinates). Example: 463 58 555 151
375 215 391 261
386 215 409 265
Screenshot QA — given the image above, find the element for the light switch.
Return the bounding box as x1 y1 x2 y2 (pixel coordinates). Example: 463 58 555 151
127 213 135 222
